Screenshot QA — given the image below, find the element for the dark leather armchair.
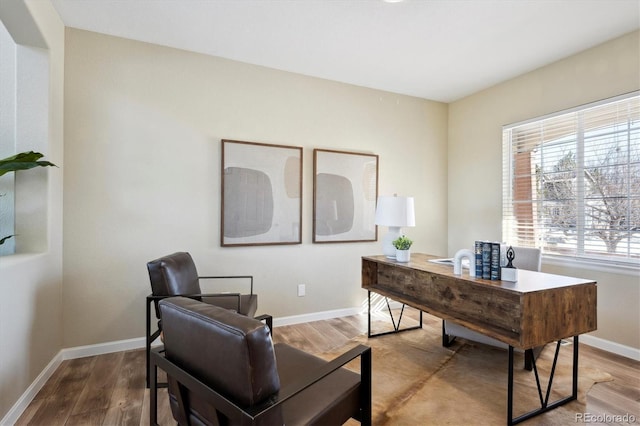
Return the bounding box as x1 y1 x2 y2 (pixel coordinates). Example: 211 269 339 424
145 252 272 388
150 297 372 425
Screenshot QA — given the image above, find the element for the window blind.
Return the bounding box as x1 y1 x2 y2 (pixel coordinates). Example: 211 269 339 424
503 92 640 267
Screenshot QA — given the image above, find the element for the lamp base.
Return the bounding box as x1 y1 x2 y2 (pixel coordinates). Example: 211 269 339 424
381 227 402 259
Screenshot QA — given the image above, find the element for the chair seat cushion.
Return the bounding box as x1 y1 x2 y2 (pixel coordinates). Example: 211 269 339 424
274 343 362 426
202 294 258 318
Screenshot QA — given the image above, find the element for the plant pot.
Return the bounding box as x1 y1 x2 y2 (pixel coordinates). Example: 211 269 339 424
396 249 411 262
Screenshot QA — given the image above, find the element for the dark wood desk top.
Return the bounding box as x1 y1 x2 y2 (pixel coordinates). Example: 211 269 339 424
362 253 597 349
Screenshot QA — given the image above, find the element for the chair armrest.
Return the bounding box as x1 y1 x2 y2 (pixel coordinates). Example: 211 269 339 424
147 293 241 300
250 344 372 417
149 344 371 425
254 314 273 333
199 275 254 295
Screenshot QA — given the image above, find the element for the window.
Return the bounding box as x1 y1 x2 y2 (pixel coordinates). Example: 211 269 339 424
0 20 17 256
0 15 49 256
503 92 640 267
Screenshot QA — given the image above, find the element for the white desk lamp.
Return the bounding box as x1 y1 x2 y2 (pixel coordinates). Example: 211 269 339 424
375 195 415 258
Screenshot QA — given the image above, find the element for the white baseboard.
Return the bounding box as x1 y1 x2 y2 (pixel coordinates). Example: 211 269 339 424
58 336 160 360
1 352 62 426
273 306 364 326
581 334 640 361
3 306 638 425
271 301 405 326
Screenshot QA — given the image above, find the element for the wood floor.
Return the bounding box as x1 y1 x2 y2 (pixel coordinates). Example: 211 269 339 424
15 310 640 425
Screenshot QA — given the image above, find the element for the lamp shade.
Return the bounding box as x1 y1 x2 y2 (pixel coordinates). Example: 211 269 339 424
375 196 415 227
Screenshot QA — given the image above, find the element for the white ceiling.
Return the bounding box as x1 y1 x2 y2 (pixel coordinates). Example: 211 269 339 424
50 0 640 103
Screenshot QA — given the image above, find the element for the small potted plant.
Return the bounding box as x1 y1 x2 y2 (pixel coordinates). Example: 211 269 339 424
392 235 413 262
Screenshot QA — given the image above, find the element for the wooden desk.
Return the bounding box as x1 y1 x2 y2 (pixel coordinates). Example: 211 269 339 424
362 253 597 425
362 253 596 348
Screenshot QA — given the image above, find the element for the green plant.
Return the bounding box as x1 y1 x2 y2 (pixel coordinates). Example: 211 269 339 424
0 151 57 245
0 151 57 176
392 235 413 250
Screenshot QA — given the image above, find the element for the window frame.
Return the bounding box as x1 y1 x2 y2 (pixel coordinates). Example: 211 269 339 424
0 18 50 256
502 91 640 270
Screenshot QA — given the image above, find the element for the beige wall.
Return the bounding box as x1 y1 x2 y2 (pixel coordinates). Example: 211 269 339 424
62 29 449 347
448 31 640 350
0 0 64 420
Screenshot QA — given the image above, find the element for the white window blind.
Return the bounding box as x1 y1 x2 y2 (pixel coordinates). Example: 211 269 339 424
503 92 640 267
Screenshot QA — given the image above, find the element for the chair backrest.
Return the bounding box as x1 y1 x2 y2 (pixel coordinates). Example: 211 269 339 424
147 252 202 297
159 297 281 424
510 246 542 272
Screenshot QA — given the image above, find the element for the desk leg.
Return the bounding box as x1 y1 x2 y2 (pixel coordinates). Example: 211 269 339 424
572 335 579 399
507 337 579 425
442 320 457 347
508 346 514 425
367 290 372 337
367 291 423 338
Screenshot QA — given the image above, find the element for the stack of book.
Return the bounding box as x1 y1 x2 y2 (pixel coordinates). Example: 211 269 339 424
474 241 504 280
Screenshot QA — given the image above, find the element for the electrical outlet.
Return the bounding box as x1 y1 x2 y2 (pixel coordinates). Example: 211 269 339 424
297 284 306 297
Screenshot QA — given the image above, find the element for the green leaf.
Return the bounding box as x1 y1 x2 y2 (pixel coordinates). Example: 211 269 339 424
0 151 57 177
0 235 15 245
392 235 413 250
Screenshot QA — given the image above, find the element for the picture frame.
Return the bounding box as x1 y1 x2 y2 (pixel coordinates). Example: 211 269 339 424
313 149 378 243
221 139 302 246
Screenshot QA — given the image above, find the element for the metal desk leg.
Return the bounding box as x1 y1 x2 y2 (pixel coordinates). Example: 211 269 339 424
572 335 579 399
367 290 372 337
508 336 579 425
508 345 514 425
367 290 423 338
442 320 457 347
